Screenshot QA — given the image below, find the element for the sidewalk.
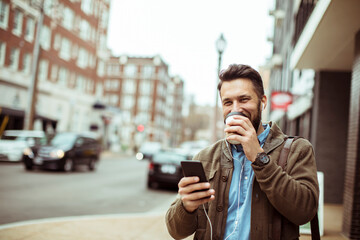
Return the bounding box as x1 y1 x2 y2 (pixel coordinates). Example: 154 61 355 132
0 204 346 240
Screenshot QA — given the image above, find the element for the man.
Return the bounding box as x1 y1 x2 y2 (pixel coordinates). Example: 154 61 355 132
166 64 319 240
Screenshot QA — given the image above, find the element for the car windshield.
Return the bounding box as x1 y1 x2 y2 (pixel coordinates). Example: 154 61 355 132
51 133 76 147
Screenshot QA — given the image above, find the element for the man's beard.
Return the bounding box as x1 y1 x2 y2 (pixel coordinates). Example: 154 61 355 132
252 101 262 132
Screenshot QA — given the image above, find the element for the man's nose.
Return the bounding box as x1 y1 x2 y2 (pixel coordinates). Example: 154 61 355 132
231 101 242 112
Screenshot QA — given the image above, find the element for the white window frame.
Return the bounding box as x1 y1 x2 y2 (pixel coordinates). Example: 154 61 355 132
0 1 9 30
59 37 71 61
12 9 23 36
40 25 51 50
77 47 88 68
38 59 49 82
124 64 137 77
51 64 58 80
25 17 35 42
122 79 136 94
62 7 74 30
22 52 32 74
9 47 20 70
58 67 68 86
122 95 135 109
0 41 5 66
140 80 151 95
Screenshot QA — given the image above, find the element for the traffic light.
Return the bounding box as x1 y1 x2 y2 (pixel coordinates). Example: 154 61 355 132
137 124 145 132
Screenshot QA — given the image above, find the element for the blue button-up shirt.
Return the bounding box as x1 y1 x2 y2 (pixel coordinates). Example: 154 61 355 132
223 124 270 240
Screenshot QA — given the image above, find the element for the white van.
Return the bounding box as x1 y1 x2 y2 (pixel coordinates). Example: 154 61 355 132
0 130 47 162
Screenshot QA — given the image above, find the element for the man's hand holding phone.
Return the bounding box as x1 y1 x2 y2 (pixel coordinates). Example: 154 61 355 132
179 161 215 213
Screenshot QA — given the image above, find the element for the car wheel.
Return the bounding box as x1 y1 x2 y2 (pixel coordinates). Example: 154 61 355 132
88 158 97 171
63 158 74 172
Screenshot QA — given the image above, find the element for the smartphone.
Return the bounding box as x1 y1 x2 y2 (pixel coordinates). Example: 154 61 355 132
181 160 208 182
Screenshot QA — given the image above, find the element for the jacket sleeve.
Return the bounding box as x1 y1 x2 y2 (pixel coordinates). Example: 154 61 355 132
252 138 319 225
165 196 198 239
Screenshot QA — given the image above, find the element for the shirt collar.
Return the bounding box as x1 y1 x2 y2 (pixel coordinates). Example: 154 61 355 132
232 124 270 152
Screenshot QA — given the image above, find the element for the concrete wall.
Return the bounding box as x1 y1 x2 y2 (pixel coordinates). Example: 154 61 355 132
311 71 351 204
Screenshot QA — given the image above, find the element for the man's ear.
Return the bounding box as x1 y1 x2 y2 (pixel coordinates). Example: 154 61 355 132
261 95 267 111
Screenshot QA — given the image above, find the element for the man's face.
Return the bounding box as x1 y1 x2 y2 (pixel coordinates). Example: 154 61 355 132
220 78 266 132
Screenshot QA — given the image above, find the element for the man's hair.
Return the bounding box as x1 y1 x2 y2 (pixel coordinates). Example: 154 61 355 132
217 64 264 98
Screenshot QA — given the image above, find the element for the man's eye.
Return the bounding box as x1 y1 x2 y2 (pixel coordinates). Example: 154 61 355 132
240 98 250 102
223 101 232 106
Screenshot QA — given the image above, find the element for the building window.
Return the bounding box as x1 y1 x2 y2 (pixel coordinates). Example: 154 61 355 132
63 7 74 30
122 95 135 109
40 25 51 50
9 47 20 70
81 0 93 15
53 34 61 50
87 78 94 93
142 65 154 79
0 1 9 30
124 64 137 77
139 96 151 111
51 64 58 80
58 67 68 86
97 60 105 76
79 19 90 40
0 41 5 66
71 44 78 59
108 94 118 106
22 53 32 74
99 34 106 50
25 17 35 42
76 75 85 92
43 0 53 16
38 59 49 82
77 47 88 68
105 79 119 89
140 80 151 95
12 9 23 36
59 37 71 60
122 79 136 94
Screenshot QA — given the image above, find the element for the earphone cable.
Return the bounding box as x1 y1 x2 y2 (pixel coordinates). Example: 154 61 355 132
202 203 213 240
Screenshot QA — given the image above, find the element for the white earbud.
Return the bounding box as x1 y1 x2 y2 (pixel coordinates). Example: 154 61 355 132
262 104 265 111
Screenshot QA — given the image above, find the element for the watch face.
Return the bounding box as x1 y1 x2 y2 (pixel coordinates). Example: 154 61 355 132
256 152 269 166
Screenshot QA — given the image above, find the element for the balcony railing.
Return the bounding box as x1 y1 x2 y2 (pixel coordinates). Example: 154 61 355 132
293 0 318 45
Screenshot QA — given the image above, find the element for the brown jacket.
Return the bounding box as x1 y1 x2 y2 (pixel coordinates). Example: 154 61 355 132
166 122 319 240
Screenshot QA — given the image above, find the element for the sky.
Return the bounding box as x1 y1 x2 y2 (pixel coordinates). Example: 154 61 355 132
107 0 274 106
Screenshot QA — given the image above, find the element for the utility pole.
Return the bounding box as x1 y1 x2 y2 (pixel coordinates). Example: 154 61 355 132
24 0 44 130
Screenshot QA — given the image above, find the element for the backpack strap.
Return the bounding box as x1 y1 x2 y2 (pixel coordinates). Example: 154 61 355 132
272 136 320 240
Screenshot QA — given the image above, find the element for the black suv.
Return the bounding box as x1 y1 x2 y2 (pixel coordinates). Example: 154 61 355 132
23 132 101 172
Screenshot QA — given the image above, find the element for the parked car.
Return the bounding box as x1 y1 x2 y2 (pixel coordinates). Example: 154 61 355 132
0 130 47 162
147 150 188 189
23 132 101 172
136 141 162 161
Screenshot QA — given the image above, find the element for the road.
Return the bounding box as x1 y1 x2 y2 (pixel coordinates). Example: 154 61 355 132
0 153 178 225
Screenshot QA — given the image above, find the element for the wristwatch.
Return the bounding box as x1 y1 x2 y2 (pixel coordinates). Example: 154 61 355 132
254 152 270 166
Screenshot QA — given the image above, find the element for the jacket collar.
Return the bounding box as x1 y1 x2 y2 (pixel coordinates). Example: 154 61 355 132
263 121 286 153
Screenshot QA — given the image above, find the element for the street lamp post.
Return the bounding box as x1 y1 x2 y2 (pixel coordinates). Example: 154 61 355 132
24 0 44 130
213 33 227 142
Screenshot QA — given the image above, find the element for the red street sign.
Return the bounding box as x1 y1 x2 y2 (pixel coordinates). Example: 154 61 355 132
271 91 293 111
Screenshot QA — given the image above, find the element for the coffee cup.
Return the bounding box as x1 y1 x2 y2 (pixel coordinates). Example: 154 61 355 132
224 112 246 145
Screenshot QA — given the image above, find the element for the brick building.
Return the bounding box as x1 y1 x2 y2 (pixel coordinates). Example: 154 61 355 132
268 0 360 238
101 55 184 149
0 0 110 133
